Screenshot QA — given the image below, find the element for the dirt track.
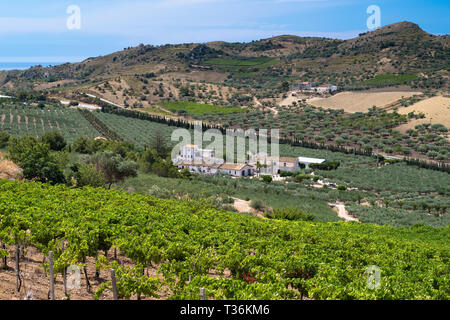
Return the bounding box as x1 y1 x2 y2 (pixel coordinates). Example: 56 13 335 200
330 203 360 222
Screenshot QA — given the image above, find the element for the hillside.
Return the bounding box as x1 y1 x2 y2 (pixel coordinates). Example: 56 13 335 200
1 22 449 97
0 21 448 163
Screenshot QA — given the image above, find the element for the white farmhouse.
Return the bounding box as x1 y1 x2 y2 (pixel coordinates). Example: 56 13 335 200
218 163 255 177
177 161 222 175
328 85 338 92
178 144 216 163
249 153 300 174
177 161 254 177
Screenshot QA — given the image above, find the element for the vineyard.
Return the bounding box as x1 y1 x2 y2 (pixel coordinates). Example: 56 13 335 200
0 180 448 300
0 104 102 143
92 111 176 149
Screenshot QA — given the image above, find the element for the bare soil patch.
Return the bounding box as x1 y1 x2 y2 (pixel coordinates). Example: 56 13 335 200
395 95 450 132
0 153 21 180
308 91 422 113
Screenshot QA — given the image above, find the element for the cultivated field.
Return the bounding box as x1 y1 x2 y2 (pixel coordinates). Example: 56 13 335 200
308 91 422 113
0 104 102 143
160 101 244 115
396 95 450 131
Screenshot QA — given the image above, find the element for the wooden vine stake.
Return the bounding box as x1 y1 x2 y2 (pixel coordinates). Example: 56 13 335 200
1 243 7 269
82 255 91 292
62 242 67 297
49 251 55 300
111 269 118 300
15 245 21 292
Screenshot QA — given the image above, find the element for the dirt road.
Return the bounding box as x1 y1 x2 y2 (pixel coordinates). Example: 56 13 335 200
329 202 360 222
233 198 252 213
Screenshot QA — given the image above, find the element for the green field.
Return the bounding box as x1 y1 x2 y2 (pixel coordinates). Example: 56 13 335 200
318 163 450 193
347 205 450 228
118 173 340 222
160 101 244 115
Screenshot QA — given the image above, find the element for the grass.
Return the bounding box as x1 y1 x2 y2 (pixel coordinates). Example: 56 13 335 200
117 173 340 222
142 105 173 116
160 101 244 115
318 163 450 193
347 205 450 228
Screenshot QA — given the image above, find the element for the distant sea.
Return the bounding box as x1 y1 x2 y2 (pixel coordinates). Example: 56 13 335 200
0 62 64 71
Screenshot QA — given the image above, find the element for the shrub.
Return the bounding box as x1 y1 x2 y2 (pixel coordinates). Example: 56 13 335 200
8 136 65 185
266 207 315 221
86 151 138 189
250 199 265 211
41 131 67 151
295 174 312 183
0 131 10 149
70 163 106 188
310 161 340 171
72 137 104 154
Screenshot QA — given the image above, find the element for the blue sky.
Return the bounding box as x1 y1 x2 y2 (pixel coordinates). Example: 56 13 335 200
0 0 448 63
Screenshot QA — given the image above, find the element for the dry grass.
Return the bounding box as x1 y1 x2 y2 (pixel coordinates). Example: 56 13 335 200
0 153 22 180
308 91 422 113
395 95 450 132
278 93 310 106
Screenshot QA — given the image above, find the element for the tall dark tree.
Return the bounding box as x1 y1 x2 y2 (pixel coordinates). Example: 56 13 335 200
151 130 170 159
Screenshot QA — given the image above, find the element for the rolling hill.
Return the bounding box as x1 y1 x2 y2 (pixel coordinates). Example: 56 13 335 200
1 21 448 98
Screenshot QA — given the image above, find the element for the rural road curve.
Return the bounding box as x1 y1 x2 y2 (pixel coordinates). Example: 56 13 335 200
329 203 360 222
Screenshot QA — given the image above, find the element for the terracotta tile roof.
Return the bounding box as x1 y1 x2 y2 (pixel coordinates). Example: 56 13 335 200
276 157 299 163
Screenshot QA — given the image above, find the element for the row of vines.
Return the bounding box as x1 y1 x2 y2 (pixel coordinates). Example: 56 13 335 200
0 180 448 300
